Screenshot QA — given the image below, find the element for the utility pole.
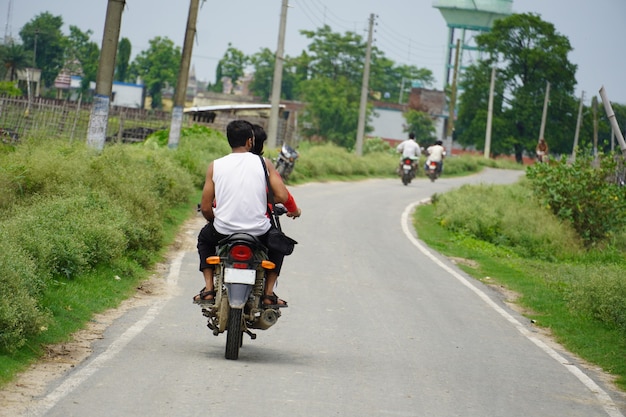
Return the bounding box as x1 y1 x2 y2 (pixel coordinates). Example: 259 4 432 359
484 65 496 159
538 81 550 142
599 86 626 157
267 0 289 149
571 90 584 162
87 0 125 151
355 13 375 156
592 95 598 159
445 38 461 156
168 0 200 149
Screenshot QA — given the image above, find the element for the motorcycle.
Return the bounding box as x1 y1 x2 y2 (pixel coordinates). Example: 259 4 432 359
275 143 299 181
426 160 440 182
400 157 416 185
198 228 283 360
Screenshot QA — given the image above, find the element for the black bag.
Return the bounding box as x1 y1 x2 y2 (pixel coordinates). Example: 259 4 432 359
267 227 298 256
260 156 298 256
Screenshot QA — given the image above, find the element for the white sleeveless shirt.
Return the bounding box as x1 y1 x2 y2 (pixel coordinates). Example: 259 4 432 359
212 152 270 236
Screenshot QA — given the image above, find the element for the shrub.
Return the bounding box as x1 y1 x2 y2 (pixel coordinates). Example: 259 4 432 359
526 153 626 247
433 182 582 260
0 237 50 352
566 266 626 335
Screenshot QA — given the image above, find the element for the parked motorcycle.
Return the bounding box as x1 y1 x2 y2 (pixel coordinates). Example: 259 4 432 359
426 160 440 182
275 143 299 181
198 230 283 360
400 157 416 185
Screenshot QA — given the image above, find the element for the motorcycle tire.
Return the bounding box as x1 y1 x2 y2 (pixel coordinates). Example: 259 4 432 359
402 172 410 185
225 307 243 360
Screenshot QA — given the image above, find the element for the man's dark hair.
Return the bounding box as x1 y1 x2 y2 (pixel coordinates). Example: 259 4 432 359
251 124 267 155
226 120 254 148
409 132 415 140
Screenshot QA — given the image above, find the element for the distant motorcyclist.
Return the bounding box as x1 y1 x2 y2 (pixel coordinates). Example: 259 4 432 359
396 133 421 173
425 140 446 174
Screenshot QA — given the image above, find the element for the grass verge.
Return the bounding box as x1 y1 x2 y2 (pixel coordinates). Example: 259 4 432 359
413 202 626 391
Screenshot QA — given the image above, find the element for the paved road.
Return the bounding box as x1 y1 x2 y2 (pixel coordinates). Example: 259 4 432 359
23 169 626 416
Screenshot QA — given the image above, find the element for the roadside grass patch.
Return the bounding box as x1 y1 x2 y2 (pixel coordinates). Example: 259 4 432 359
414 183 626 390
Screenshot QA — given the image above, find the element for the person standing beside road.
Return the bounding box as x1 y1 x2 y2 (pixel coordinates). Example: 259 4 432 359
194 120 301 308
396 132 422 173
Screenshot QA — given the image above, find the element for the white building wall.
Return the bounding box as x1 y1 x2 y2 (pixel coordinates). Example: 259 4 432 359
369 108 407 142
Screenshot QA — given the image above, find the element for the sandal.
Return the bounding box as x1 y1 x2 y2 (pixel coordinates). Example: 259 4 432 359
261 293 288 308
193 287 216 304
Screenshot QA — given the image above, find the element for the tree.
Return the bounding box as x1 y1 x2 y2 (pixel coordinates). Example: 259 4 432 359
248 47 302 101
19 12 66 87
456 13 577 161
298 76 364 149
64 25 100 93
209 43 247 93
129 36 181 109
115 37 132 82
403 109 436 143
0 42 32 82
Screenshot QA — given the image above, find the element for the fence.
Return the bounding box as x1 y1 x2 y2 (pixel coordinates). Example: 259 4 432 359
0 96 297 146
0 96 172 144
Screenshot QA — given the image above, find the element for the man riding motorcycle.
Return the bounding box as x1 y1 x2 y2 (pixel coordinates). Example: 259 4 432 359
425 140 446 175
396 133 421 173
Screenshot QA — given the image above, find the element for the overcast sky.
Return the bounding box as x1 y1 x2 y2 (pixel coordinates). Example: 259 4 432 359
5 0 626 104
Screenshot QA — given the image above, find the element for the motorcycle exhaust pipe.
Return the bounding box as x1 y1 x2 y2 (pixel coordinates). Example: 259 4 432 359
257 308 280 329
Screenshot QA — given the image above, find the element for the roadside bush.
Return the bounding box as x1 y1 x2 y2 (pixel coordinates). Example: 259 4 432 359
145 125 230 187
363 137 394 155
566 266 626 335
526 153 626 246
3 191 130 279
0 238 50 352
433 182 582 260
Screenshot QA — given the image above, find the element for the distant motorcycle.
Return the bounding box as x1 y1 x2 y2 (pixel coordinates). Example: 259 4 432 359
400 157 416 185
425 160 441 182
275 143 299 181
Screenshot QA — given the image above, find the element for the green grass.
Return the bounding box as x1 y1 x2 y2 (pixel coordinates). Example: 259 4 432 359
414 196 626 390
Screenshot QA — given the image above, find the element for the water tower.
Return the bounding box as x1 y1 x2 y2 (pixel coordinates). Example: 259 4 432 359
433 0 513 87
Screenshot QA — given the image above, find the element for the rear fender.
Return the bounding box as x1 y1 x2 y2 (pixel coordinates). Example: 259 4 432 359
226 283 253 309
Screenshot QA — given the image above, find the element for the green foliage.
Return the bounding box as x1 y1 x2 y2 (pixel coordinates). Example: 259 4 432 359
298 76 365 149
432 182 582 260
0 81 22 97
115 37 132 82
0 43 33 82
526 153 626 246
403 109 436 143
65 25 100 93
19 12 66 87
415 182 626 388
457 13 578 159
363 137 394 155
0 239 50 352
129 36 181 109
566 266 626 335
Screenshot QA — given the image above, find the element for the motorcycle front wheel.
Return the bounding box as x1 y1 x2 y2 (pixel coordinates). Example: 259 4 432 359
225 307 243 360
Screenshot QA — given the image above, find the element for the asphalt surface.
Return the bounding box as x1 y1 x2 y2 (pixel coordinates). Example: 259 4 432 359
21 168 626 417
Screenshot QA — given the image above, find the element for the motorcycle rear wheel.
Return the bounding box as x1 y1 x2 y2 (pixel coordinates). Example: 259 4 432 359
402 172 411 185
225 307 243 360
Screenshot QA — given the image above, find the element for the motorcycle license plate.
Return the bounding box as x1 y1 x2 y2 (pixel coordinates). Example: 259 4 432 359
403 164 412 170
224 268 256 284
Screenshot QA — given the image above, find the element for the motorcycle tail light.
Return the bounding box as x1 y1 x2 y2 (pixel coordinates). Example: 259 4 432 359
404 158 413 165
230 245 253 261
